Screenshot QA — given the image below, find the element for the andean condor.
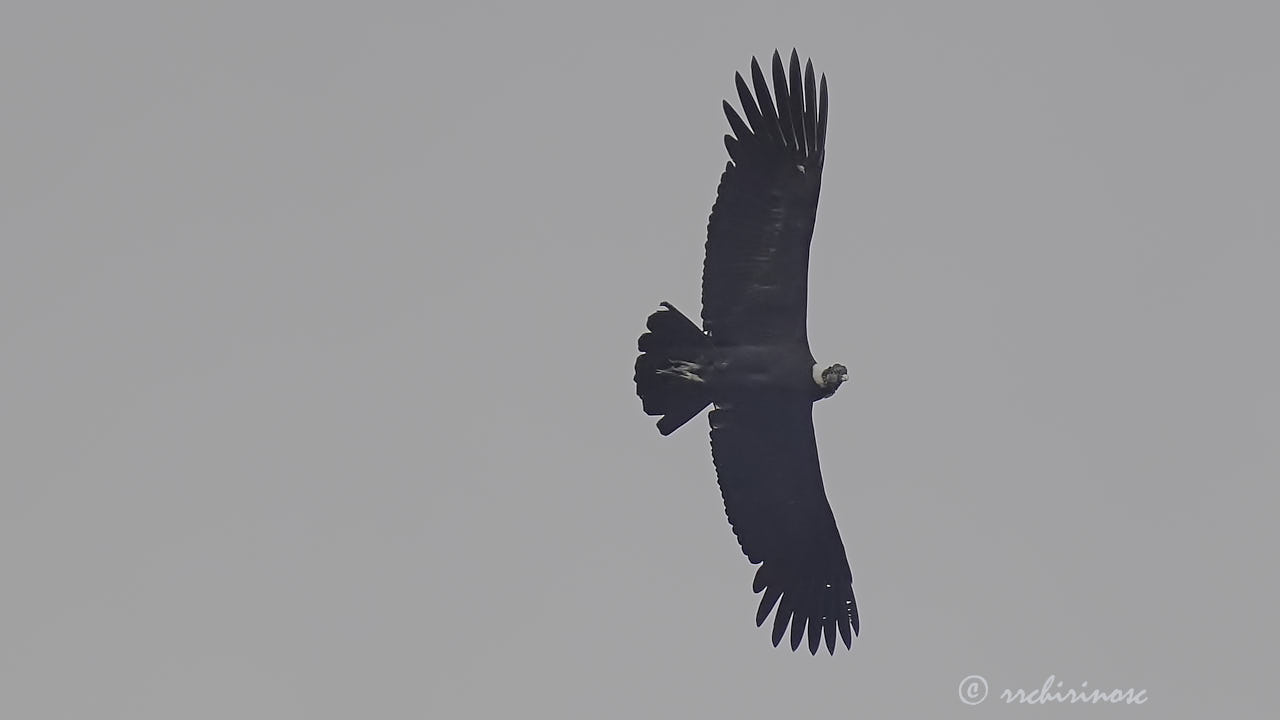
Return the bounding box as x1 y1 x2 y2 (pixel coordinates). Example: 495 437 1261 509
634 50 859 654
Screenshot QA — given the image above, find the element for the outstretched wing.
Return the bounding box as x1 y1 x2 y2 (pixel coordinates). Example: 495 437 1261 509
709 399 859 654
702 50 829 349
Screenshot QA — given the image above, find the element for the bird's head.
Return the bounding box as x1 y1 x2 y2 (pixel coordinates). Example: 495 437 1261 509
814 363 848 399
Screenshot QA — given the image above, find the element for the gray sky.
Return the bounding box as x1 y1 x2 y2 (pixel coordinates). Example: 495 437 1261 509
3 1 1277 717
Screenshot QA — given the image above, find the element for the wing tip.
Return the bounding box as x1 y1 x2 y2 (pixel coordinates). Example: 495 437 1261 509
726 50 824 157
751 573 858 653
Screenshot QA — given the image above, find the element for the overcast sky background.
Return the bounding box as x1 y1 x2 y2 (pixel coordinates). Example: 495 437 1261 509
3 1 1277 717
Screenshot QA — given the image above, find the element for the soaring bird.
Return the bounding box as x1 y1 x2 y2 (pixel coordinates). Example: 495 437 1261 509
634 50 858 654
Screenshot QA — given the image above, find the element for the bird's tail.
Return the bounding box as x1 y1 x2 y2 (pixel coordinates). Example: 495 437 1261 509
635 302 714 436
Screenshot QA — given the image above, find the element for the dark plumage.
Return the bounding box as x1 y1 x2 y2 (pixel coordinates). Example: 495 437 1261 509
634 50 859 654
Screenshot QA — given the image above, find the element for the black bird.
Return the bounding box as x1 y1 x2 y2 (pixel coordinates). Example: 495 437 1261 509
634 50 859 655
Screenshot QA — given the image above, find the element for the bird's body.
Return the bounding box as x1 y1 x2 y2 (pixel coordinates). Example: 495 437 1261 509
707 343 823 396
634 50 860 655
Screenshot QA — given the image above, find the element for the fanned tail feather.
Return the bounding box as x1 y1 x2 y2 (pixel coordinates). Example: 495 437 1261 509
634 303 714 436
